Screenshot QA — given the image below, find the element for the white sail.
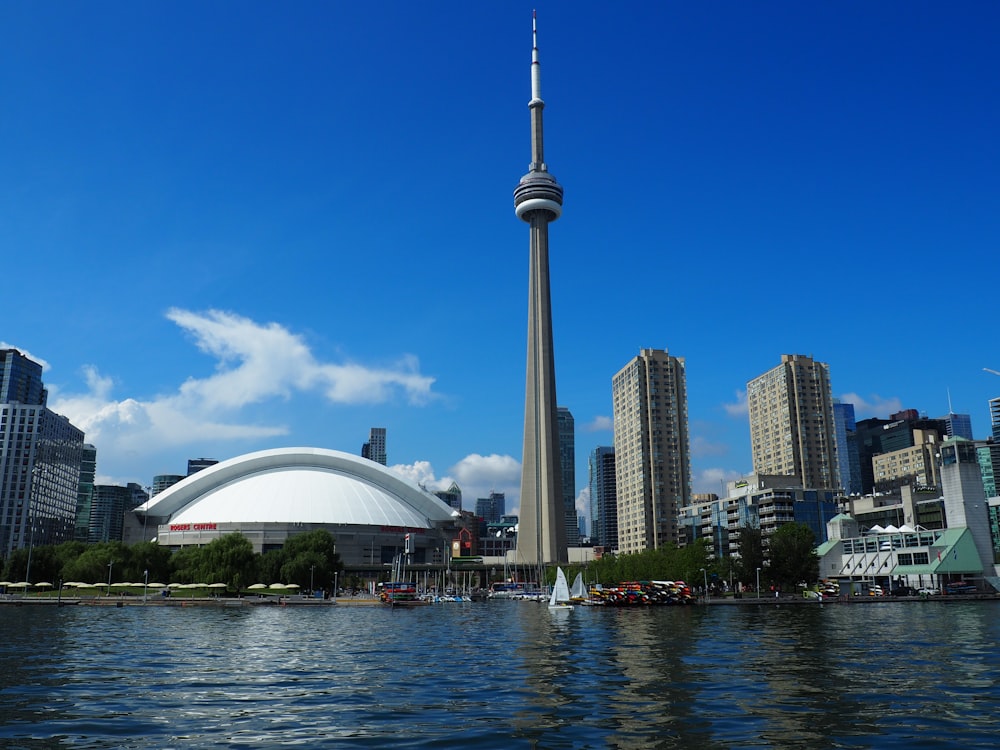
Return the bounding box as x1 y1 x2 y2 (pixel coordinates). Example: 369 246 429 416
548 567 572 608
570 572 586 600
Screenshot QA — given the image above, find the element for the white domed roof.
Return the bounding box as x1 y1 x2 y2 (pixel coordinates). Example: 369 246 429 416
140 447 456 528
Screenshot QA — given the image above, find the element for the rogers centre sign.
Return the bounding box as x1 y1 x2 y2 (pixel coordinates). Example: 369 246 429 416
169 523 218 531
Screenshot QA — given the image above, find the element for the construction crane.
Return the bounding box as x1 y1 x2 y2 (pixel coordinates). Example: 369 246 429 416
986 368 1000 376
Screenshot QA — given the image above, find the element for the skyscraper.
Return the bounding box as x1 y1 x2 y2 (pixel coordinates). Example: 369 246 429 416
833 401 862 495
187 457 218 475
940 412 974 441
434 481 463 511
74 443 97 541
475 491 505 525
513 14 567 565
985 397 1000 498
557 406 578 547
362 427 387 466
612 348 692 553
589 446 617 550
747 354 839 491
0 349 85 560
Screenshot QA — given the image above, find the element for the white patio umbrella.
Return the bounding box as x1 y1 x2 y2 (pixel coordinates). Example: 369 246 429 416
247 583 267 590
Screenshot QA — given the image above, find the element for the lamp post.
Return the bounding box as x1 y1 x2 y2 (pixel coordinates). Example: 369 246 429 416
701 567 708 601
143 568 149 603
107 560 113 596
756 567 761 599
310 565 315 594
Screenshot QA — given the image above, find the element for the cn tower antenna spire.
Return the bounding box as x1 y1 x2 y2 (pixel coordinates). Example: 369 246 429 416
531 10 542 106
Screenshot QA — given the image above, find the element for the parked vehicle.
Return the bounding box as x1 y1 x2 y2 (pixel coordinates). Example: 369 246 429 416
891 586 917 597
917 587 940 596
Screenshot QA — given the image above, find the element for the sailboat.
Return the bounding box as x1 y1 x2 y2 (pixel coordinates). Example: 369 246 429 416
548 567 573 610
569 572 587 603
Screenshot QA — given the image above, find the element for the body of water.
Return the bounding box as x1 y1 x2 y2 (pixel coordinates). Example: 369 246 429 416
1 599 998 748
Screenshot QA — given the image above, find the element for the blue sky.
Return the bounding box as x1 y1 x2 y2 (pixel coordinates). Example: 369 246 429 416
2 3 998 528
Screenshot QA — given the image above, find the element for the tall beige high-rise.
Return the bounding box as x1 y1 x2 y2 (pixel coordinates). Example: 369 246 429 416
612 348 692 554
746 354 839 490
513 14 567 565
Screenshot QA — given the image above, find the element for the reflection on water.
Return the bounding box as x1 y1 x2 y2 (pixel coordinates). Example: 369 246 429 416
1 600 999 748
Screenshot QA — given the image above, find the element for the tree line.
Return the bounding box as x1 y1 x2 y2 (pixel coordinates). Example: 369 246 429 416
556 522 819 593
1 530 343 593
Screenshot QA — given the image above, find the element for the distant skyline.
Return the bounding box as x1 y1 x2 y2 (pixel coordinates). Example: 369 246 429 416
3 4 998 524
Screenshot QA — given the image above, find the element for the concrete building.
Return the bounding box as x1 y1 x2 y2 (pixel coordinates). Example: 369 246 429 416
855 412 948 494
557 407 578 547
871 428 942 491
817 437 1000 593
747 354 839 491
589 446 617 550
361 427 386 466
680 474 838 561
0 349 85 559
513 16 567 565
612 348 692 554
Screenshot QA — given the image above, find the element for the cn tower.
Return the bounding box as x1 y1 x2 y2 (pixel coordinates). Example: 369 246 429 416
514 12 567 566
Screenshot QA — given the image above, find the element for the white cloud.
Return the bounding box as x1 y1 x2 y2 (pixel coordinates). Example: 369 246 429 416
391 454 521 515
840 392 903 419
583 415 613 432
48 308 438 473
389 460 452 493
167 308 435 408
692 467 745 495
575 486 591 535
723 389 747 417
690 434 729 458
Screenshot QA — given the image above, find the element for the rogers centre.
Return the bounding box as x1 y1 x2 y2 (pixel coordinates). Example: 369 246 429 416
133 447 461 568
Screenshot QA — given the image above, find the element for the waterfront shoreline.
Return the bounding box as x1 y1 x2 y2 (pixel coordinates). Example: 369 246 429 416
2 593 997 607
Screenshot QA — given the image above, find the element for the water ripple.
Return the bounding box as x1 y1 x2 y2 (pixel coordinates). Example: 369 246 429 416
1 600 999 747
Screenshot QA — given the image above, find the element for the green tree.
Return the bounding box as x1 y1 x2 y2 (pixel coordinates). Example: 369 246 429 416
767 523 819 590
169 546 204 584
258 549 285 586
197 533 257 592
122 541 173 585
62 542 129 587
279 530 342 591
733 524 765 591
